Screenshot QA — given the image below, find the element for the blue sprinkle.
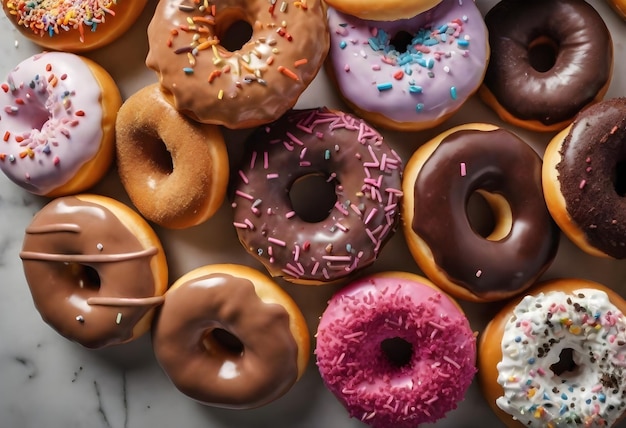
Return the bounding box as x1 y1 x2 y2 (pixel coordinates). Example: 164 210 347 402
183 67 194 75
368 38 380 51
440 34 447 43
457 39 470 49
415 57 427 68
42 145 51 154
404 67 413 76
543 393 550 400
346 243 352 252
450 86 458 100
560 404 568 415
595 311 601 319
599 393 606 403
514 336 522 343
377 82 393 91
339 23 348 27
528 357 535 365
586 399 592 404
561 393 568 400
438 24 448 33
416 103 424 112
526 379 532 386
427 58 435 69
568 386 574 392
324 149 331 160
409 85 423 94
339 40 347 49
423 38 439 46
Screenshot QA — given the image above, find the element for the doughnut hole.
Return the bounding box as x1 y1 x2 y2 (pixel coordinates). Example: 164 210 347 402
289 173 337 223
613 159 626 196
390 31 414 54
380 336 413 368
466 190 512 241
134 131 173 188
203 327 245 357
527 36 559 73
66 263 101 290
549 347 581 379
214 9 253 52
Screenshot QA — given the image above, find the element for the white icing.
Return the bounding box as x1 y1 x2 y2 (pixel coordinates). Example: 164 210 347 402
497 289 626 427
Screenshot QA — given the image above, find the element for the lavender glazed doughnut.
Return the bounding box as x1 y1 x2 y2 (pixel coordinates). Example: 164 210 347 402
0 52 121 197
480 0 613 132
231 108 403 285
325 0 489 131
152 264 309 408
20 195 168 349
146 0 329 129
543 98 626 259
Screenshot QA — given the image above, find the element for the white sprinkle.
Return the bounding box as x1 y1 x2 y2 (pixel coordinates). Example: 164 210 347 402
115 313 123 325
475 269 482 277
96 243 104 251
76 315 85 323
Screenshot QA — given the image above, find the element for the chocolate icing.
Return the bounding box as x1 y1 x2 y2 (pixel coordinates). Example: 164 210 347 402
152 272 299 408
483 0 612 126
556 98 626 258
411 129 559 299
231 108 403 283
20 196 163 349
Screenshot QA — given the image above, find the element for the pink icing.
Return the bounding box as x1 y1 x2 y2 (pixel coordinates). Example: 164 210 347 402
0 52 105 195
315 274 476 427
326 0 488 126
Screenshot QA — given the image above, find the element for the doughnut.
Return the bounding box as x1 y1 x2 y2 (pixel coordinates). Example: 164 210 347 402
115 83 228 229
402 123 559 302
480 0 613 132
145 0 329 129
479 278 626 427
231 108 403 285
323 0 441 21
0 51 121 197
543 98 626 259
152 264 309 408
607 0 626 19
325 0 489 131
19 194 168 349
315 271 476 427
2 1 147 52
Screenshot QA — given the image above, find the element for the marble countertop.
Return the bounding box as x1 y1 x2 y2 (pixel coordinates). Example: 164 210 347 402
1 1 626 427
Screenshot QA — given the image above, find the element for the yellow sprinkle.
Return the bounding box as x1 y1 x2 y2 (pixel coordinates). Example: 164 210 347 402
217 89 224 100
527 388 536 398
569 325 581 335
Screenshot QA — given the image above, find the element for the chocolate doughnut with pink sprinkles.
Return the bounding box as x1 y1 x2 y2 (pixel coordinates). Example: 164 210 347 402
231 108 403 284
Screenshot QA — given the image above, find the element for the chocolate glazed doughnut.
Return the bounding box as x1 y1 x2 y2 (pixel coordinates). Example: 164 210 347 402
480 0 613 132
543 98 626 259
20 195 168 349
402 124 560 302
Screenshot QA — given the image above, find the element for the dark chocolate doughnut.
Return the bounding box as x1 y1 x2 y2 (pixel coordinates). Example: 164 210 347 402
402 124 560 302
231 108 403 285
543 98 626 259
480 0 613 132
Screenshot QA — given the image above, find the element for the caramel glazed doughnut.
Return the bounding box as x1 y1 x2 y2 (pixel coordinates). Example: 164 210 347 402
2 0 148 52
20 195 168 349
115 83 229 229
480 0 613 132
145 0 330 129
543 98 626 259
231 108 403 284
479 279 626 427
152 264 310 409
402 124 559 302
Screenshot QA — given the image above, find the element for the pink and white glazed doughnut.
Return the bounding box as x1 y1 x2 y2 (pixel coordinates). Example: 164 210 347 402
0 52 121 197
326 0 489 131
315 271 477 427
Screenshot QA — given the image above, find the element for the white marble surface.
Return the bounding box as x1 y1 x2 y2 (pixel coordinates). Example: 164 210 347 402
1 1 626 427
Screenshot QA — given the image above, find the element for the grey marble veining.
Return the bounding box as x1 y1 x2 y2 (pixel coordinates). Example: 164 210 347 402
2 1 626 428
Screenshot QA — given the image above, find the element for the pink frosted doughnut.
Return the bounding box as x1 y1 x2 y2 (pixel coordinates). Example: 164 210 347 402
0 52 121 197
326 0 489 131
315 271 476 427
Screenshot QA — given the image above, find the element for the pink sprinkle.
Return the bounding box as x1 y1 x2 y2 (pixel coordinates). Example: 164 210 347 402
311 261 320 275
364 207 378 225
285 210 296 219
263 151 269 169
266 173 279 179
53 156 60 165
294 245 300 262
371 64 381 71
322 255 352 262
250 151 258 169
344 64 350 72
579 179 586 189
235 190 254 200
268 237 286 246
244 218 255 230
460 162 467 176
233 222 248 229
238 170 249 184
475 269 482 278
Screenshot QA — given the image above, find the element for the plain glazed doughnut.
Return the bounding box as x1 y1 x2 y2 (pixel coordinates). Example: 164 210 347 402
0 52 121 197
480 0 613 132
20 194 168 349
479 278 626 427
145 0 329 129
2 1 147 52
152 264 309 409
402 123 559 302
115 83 229 229
325 0 489 131
316 271 476 428
323 0 441 21
543 98 626 259
231 108 403 285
